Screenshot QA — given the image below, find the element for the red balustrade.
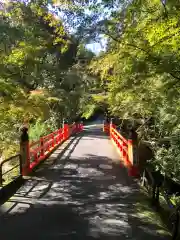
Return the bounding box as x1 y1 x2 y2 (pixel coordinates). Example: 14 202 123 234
103 123 110 134
110 127 130 165
104 123 139 177
22 122 83 175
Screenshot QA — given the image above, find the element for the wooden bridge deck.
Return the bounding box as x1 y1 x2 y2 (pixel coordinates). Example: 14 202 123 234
0 125 170 240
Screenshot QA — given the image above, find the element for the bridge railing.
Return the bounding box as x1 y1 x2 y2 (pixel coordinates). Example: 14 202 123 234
29 128 64 170
0 122 83 186
0 154 22 186
103 122 139 177
24 122 83 175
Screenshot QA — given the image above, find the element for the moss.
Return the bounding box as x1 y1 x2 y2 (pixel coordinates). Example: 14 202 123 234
134 190 171 237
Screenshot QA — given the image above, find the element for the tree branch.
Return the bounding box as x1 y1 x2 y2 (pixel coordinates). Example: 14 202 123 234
160 0 168 18
126 43 150 54
151 31 179 48
169 72 180 81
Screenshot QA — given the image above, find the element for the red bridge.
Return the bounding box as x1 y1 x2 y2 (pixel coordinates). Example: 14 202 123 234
0 121 170 239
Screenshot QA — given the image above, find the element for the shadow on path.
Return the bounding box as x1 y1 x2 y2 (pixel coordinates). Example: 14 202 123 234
0 127 170 240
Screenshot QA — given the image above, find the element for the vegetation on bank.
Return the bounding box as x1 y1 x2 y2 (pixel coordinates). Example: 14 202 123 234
1 0 180 184
1 2 180 237
0 1 97 160
88 0 180 182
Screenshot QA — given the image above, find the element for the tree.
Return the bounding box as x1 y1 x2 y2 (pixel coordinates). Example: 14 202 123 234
0 1 94 158
87 0 180 180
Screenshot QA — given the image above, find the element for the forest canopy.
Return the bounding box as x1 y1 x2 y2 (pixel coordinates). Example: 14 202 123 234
1 0 180 180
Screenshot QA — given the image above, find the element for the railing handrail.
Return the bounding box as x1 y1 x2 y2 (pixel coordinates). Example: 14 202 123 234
29 123 77 150
28 123 82 170
104 122 139 177
111 127 128 145
0 122 83 185
0 154 22 186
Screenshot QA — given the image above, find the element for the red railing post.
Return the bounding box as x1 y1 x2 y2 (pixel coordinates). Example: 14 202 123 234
128 133 139 177
47 136 50 151
75 123 78 133
69 124 72 136
110 118 116 138
34 152 38 162
80 122 83 131
103 120 110 134
67 124 70 138
20 126 30 176
40 137 44 157
73 123 76 134
63 119 69 140
109 123 112 139
52 133 55 148
58 129 62 143
122 141 126 164
54 132 57 145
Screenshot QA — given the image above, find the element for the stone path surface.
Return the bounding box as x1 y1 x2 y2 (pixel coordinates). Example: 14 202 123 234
0 125 170 240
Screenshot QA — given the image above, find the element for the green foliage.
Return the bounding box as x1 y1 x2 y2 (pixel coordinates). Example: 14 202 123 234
86 0 180 180
3 0 180 184
28 118 58 142
29 120 49 141
0 1 94 159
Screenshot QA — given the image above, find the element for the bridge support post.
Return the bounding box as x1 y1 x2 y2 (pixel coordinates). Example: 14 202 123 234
128 129 139 177
63 119 69 140
74 122 79 133
80 121 83 131
110 118 116 129
75 122 79 133
110 118 116 138
103 117 110 134
20 126 30 176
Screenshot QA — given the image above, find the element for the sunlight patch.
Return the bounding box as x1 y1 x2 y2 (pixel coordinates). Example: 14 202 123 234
88 213 130 237
99 164 112 170
108 184 133 194
77 167 104 177
64 163 78 169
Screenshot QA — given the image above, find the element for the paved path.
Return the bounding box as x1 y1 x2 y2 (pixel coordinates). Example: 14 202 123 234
0 125 170 240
